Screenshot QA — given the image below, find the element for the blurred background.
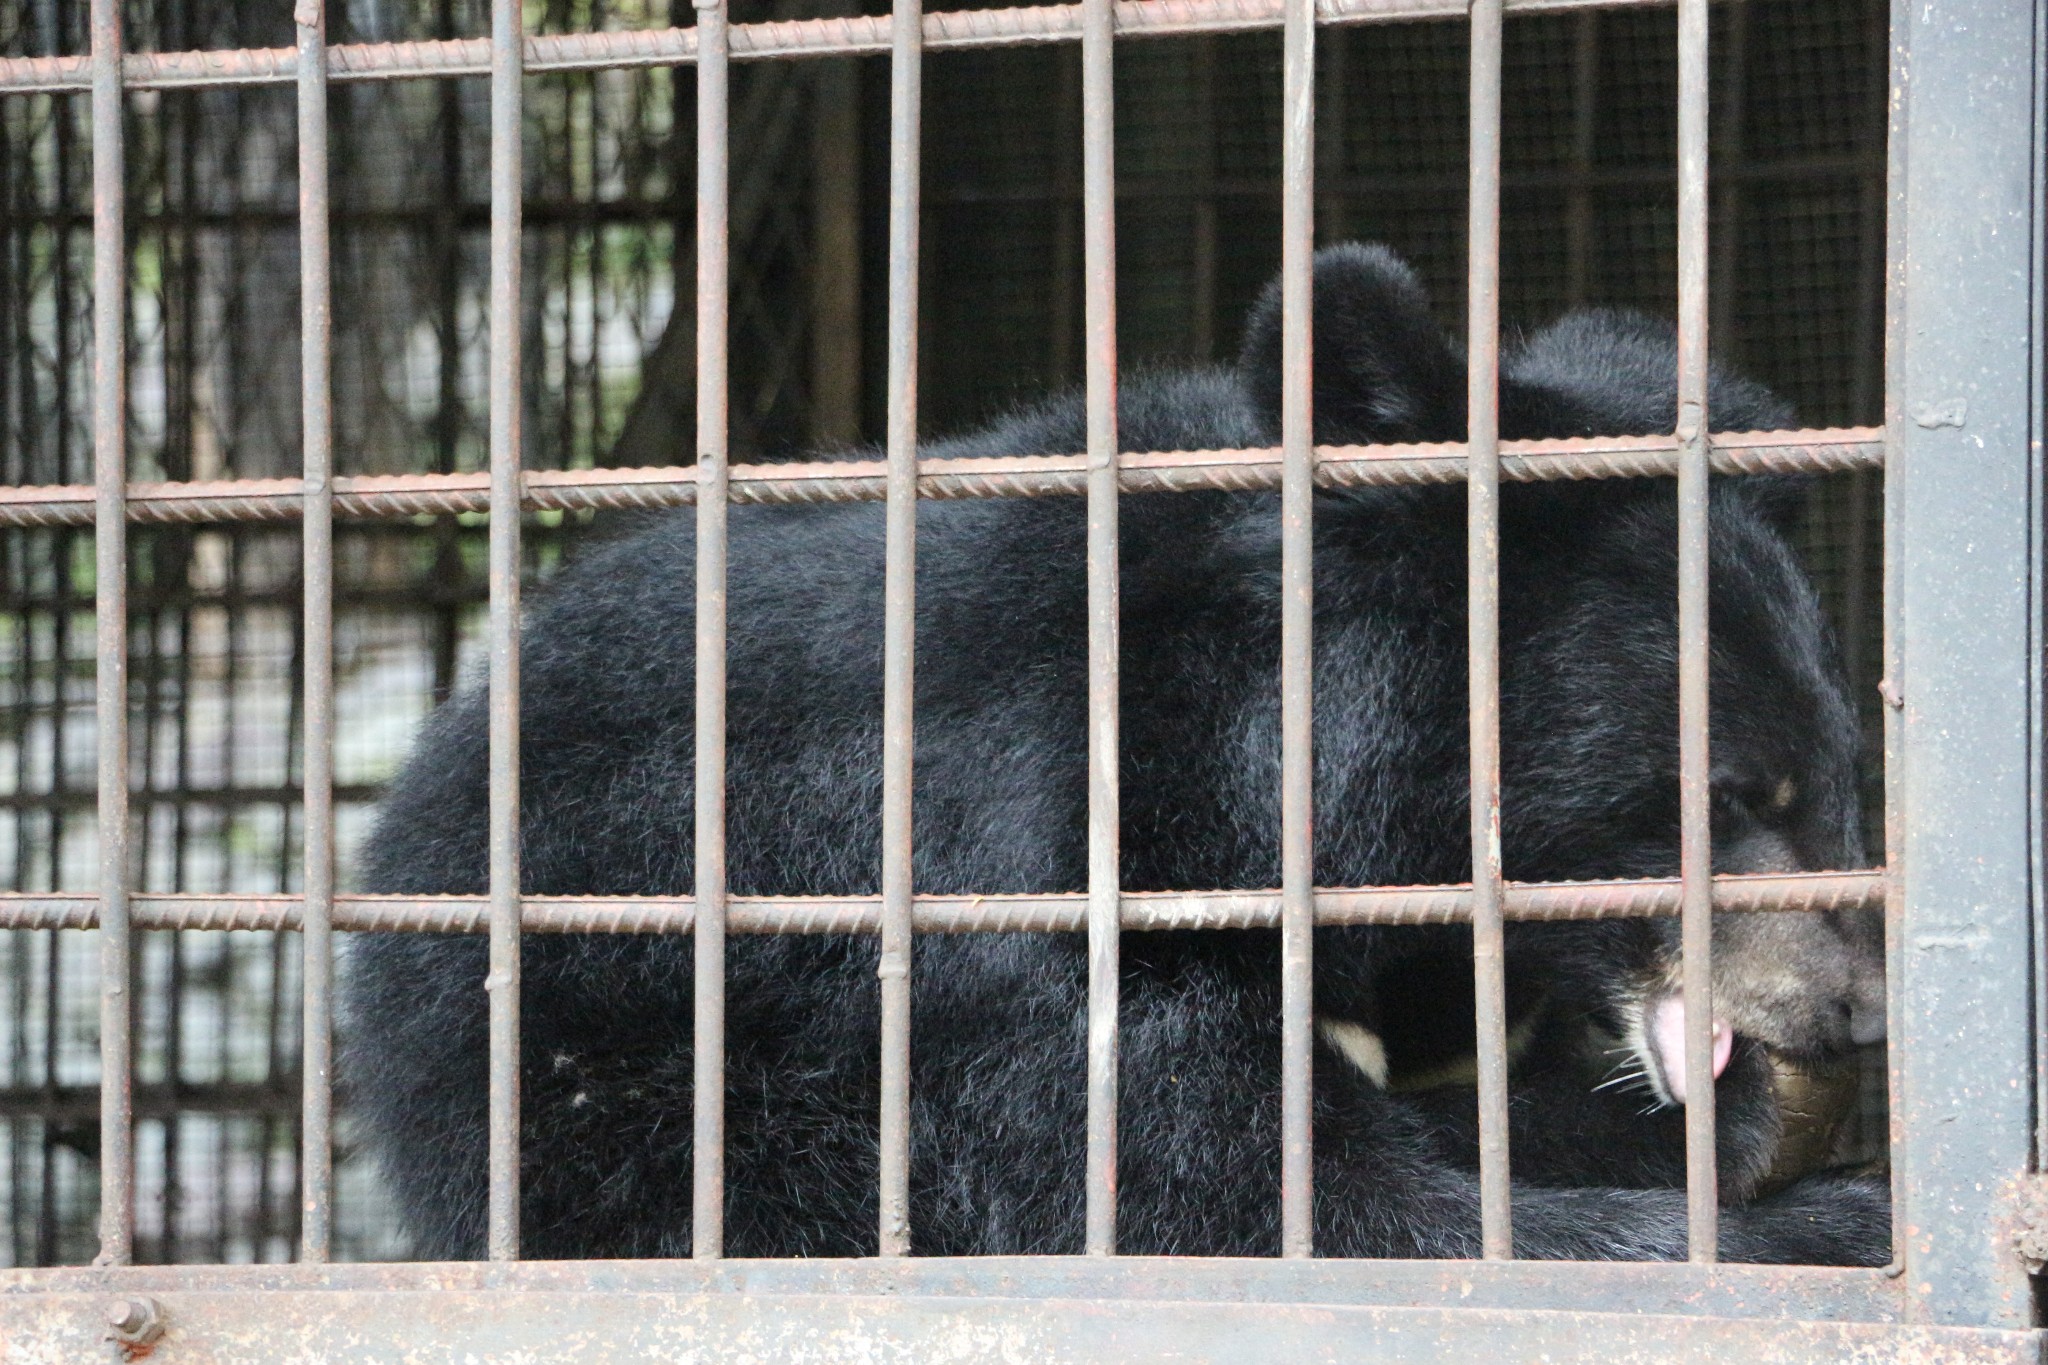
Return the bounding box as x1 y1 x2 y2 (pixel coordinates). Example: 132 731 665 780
0 0 1885 1264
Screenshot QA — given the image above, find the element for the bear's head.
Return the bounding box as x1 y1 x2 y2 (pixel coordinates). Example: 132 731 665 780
1239 243 1883 1112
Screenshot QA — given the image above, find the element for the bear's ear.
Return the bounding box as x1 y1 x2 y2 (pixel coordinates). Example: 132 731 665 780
1237 243 1465 446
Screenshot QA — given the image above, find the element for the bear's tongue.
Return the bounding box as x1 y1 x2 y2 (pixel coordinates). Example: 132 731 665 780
1649 994 1733 1106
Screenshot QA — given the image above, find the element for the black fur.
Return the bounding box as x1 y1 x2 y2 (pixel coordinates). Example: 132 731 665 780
345 243 1888 1263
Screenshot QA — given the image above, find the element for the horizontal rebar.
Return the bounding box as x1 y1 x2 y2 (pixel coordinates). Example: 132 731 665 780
0 0 1668 95
0 870 1880 934
0 428 1880 529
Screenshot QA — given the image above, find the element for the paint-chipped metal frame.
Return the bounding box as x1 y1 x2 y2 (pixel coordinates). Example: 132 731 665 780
1 0 2044 1357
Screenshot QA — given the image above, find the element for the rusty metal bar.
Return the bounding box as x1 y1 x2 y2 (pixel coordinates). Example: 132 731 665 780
1080 0 1121 1260
1275 0 1314 1261
294 0 337 1267
1466 0 1511 1264
877 0 923 1260
0 871 1889 935
485 0 525 1265
691 0 732 1265
88 0 132 1271
1674 0 1716 1263
0 0 1705 96
0 430 1885 526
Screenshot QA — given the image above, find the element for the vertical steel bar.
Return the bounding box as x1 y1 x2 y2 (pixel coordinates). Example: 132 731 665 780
294 0 336 1266
1080 0 1120 1259
89 0 131 1270
877 0 923 1260
691 0 731 1264
1276 0 1315 1261
485 0 525 1264
1888 0 2045 1326
1465 0 1511 1264
1674 0 1717 1263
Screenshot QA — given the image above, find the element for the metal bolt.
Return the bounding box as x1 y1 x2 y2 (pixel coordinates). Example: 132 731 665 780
105 1296 165 1346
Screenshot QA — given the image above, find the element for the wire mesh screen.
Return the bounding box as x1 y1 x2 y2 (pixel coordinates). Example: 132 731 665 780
0 0 1885 1265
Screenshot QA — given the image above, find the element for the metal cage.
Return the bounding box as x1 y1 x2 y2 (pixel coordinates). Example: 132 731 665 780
0 0 2044 1357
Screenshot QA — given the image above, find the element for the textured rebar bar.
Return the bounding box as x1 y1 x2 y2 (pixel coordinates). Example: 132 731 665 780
294 0 337 1267
0 0 1685 95
0 871 1886 935
0 430 1886 529
1466 0 1513 1264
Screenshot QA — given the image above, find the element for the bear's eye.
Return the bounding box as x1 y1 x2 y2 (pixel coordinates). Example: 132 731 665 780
1711 778 1795 823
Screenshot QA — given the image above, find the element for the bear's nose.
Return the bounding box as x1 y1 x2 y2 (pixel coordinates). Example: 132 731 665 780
1848 996 1886 1046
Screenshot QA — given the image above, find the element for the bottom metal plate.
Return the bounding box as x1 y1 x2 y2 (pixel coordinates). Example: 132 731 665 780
2 1288 2042 1364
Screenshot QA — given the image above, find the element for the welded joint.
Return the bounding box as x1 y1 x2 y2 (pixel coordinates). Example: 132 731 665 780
1677 399 1706 446
1907 397 1967 430
293 0 322 29
105 1296 165 1353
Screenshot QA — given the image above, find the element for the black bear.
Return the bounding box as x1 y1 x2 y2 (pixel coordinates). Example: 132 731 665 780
345 243 1888 1264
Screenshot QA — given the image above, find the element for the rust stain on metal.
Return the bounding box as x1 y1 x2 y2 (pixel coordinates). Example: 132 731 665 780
1994 1174 2048 1274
